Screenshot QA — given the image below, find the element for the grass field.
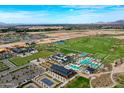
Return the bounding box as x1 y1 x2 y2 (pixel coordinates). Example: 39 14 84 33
0 61 9 72
9 50 53 66
52 36 124 63
36 43 79 54
114 75 124 88
64 76 90 88
9 35 124 66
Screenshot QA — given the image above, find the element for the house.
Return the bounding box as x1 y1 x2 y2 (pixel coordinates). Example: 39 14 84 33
12 48 24 54
0 48 11 59
12 47 37 54
85 67 95 74
51 53 73 64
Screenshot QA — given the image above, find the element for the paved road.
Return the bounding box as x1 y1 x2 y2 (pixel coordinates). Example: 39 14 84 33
0 62 45 88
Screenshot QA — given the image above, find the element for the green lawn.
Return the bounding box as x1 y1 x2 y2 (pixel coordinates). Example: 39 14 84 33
53 36 124 63
114 84 124 88
64 76 90 88
36 44 78 54
114 75 124 88
15 35 124 65
0 61 9 72
9 50 53 66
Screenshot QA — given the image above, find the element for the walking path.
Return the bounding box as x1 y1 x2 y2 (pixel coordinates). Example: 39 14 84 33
89 62 124 88
110 64 117 87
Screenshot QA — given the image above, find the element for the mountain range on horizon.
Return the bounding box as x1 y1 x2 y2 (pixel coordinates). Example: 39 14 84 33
96 20 124 24
1 19 124 26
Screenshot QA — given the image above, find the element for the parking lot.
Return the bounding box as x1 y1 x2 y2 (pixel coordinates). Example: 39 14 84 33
0 63 45 88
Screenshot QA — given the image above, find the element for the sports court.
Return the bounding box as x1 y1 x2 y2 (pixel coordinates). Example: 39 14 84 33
32 74 60 88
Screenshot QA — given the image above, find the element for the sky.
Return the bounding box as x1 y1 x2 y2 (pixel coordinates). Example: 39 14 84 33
0 5 124 24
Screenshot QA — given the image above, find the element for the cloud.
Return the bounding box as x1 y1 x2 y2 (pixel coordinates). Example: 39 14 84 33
61 5 124 9
56 6 124 23
0 5 124 24
0 10 50 23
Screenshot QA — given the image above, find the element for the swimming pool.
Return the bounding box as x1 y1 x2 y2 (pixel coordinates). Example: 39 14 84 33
80 57 101 69
69 64 80 70
80 57 92 64
80 52 88 57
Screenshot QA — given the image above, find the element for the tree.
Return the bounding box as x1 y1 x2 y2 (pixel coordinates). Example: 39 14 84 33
31 42 36 48
26 42 30 47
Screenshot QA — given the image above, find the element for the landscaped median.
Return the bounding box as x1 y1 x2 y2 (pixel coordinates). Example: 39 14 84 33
0 61 9 72
9 51 54 66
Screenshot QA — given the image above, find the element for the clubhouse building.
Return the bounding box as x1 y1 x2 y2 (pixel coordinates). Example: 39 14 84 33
48 64 76 82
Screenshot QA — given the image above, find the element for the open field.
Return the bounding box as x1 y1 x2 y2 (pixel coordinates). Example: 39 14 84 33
113 73 124 88
5 30 124 67
0 61 9 72
113 36 124 40
111 62 124 88
113 63 124 73
0 30 124 88
9 51 53 66
1 30 124 48
64 76 90 88
52 36 124 64
91 73 114 88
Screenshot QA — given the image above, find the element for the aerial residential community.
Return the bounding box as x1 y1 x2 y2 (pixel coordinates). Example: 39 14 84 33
0 5 124 88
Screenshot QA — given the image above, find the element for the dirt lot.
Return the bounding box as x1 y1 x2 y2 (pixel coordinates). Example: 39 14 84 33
113 63 124 73
46 30 124 37
113 36 124 39
91 73 114 88
33 30 124 45
1 30 124 48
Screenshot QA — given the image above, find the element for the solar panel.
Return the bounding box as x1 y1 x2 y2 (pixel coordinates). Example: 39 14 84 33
41 78 54 87
51 64 75 77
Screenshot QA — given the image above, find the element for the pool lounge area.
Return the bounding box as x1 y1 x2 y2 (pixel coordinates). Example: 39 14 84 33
69 64 80 71
79 57 102 69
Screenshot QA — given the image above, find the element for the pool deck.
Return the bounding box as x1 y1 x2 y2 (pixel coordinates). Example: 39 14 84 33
69 64 80 70
79 57 102 69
